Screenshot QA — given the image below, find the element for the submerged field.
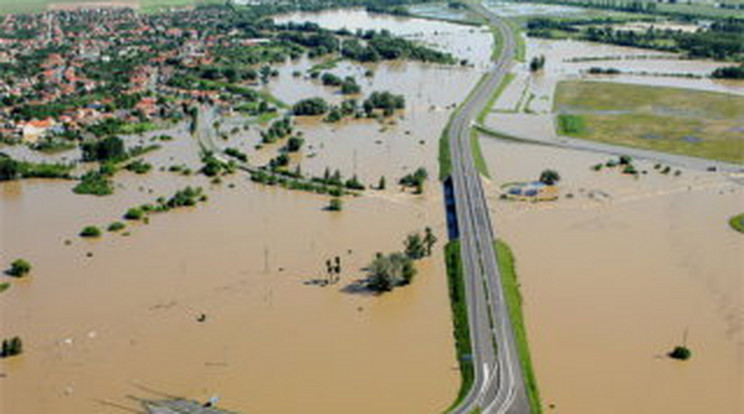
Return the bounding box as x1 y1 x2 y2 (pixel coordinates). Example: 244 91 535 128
554 81 744 163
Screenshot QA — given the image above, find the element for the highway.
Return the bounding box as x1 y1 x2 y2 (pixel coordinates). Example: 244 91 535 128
447 3 531 414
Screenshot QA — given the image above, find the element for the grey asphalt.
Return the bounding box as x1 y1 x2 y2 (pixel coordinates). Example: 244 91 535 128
447 3 532 414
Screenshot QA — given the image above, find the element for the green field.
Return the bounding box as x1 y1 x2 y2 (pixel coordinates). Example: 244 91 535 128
554 81 744 164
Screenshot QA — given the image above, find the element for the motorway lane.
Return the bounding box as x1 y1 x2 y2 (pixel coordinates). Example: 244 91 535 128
447 3 531 414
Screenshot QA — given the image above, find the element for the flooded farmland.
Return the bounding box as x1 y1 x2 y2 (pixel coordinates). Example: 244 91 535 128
0 10 493 414
478 10 743 412
480 138 743 413
2 2 742 414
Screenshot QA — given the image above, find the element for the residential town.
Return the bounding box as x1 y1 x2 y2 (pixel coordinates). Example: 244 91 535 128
0 5 281 147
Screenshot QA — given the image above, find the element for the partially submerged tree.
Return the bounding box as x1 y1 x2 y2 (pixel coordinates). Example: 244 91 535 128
1 336 23 358
539 169 561 185
6 259 31 277
366 252 417 292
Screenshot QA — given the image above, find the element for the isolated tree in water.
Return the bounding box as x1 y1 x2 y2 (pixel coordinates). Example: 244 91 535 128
423 227 438 256
404 233 427 259
539 169 561 185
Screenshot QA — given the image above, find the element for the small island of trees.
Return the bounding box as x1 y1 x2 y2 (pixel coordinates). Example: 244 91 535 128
6 259 31 277
1 336 23 358
364 228 437 292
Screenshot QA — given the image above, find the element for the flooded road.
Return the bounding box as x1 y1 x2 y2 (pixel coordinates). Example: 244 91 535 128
0 10 492 414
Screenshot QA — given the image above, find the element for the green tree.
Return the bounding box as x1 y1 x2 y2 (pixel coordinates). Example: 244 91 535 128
423 227 437 256
292 97 329 116
669 345 692 360
108 222 126 232
539 169 560 185
366 252 417 292
1 336 23 358
328 197 342 211
378 176 386 190
7 259 31 277
80 226 102 238
404 233 426 259
80 136 126 162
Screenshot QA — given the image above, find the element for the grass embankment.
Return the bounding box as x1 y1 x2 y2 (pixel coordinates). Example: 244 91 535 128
504 18 526 63
258 90 288 109
490 23 504 61
476 72 515 124
495 240 542 414
729 213 744 233
443 241 475 412
439 122 453 181
470 130 490 178
438 69 492 181
308 57 343 74
554 81 744 164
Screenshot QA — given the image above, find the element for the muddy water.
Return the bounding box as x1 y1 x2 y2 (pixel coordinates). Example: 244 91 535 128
0 11 491 414
480 137 743 413
483 0 588 17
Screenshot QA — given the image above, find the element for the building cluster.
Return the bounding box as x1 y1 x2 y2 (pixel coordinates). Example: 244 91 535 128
0 6 267 144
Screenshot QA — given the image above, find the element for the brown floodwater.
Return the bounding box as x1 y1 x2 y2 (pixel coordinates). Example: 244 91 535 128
479 31 743 413
480 137 743 413
0 10 492 414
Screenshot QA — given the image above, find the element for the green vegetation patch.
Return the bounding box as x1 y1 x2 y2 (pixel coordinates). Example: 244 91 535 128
6 259 31 277
443 241 475 412
0 283 10 294
477 72 515 124
554 81 744 163
495 240 542 414
556 114 586 135
729 213 744 233
438 123 453 181
470 130 490 178
505 18 526 62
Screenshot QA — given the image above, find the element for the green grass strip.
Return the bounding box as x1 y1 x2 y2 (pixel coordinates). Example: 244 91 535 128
504 18 526 63
439 122 453 181
490 24 504 61
0 283 10 294
495 240 542 414
470 130 490 178
308 56 343 73
729 213 744 233
443 241 475 413
476 72 515 125
258 90 288 109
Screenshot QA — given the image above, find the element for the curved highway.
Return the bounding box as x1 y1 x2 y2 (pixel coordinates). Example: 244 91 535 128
448 3 531 414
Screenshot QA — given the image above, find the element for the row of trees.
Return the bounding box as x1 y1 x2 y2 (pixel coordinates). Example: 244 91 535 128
711 65 744 79
0 153 73 182
526 16 743 60
340 30 456 64
320 73 362 95
293 91 405 118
